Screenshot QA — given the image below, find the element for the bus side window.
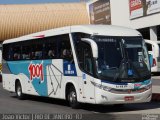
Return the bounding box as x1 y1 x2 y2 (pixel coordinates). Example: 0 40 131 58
77 42 93 75
47 43 56 59
44 36 57 59
35 44 43 59
8 46 14 60
58 34 73 62
3 44 12 61
22 46 30 60
13 46 21 60
84 48 93 74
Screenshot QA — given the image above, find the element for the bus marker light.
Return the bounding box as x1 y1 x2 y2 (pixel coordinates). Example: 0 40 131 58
33 35 45 38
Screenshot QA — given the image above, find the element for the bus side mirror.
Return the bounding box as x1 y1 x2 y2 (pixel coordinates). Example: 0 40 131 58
81 38 98 58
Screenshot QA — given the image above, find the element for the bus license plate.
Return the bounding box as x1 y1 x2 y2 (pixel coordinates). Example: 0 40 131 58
124 96 134 101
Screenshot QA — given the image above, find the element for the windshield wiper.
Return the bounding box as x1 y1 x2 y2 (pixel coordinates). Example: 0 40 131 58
113 58 126 82
112 41 126 82
113 59 142 82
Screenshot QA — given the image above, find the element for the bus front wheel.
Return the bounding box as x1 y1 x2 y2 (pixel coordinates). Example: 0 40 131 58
68 86 79 109
16 82 24 100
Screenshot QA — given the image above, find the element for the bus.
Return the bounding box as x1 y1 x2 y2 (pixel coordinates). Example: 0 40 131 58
2 25 152 108
145 39 160 73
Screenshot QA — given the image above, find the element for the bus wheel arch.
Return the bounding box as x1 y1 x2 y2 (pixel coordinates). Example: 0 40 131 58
15 79 24 100
65 83 79 109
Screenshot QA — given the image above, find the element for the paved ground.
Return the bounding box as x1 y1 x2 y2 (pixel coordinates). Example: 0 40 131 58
152 76 160 93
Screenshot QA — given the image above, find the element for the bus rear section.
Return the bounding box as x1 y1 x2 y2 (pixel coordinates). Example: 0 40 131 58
145 39 160 73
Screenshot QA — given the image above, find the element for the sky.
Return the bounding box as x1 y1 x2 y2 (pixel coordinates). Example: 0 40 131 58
0 0 80 4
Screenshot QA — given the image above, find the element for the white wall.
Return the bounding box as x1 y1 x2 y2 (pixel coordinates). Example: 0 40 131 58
110 0 160 29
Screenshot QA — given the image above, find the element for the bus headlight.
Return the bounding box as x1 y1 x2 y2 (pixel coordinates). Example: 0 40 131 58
91 81 112 91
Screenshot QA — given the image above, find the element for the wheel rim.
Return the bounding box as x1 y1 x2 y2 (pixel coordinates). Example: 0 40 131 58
69 91 76 104
17 85 21 97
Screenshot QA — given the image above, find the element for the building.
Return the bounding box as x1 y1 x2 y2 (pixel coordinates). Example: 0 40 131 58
0 1 160 42
87 0 160 41
0 3 89 41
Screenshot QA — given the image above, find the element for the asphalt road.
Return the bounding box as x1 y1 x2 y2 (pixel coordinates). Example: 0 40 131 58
0 77 160 120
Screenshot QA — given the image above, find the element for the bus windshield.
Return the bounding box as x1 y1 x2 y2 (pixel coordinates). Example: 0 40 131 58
93 36 151 83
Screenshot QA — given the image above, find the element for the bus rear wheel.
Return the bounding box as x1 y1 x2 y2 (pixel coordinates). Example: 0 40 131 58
16 82 24 100
68 86 79 109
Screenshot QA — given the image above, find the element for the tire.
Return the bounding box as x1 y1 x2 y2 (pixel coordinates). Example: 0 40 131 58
16 82 24 100
68 86 79 109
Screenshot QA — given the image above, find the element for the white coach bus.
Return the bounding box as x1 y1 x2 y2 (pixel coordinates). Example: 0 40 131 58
145 39 160 73
2 25 152 108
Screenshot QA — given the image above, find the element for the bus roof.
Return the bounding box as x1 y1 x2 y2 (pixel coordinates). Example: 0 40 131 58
3 25 141 44
70 25 141 36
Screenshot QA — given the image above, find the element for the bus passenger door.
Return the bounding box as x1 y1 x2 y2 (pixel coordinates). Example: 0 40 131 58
77 42 95 103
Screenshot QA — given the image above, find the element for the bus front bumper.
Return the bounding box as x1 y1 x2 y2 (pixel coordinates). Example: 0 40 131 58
95 88 152 105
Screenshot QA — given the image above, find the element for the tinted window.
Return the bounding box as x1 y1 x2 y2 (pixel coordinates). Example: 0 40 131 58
72 33 94 75
58 35 72 60
76 42 93 75
3 34 73 61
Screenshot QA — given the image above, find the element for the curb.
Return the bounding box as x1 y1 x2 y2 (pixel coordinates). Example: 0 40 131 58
152 93 160 101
